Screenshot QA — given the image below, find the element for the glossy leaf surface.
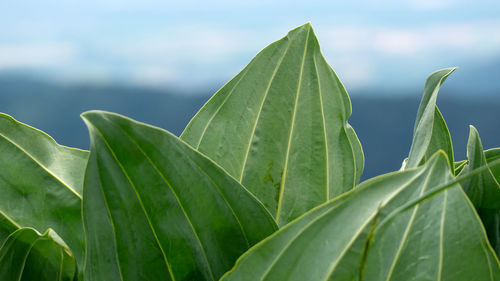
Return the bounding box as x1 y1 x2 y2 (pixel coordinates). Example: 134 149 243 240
0 228 76 281
82 111 277 281
0 113 88 265
221 152 500 281
181 23 364 225
406 68 455 169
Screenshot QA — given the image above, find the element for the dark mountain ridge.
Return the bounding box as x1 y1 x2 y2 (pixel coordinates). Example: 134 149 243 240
1 77 498 180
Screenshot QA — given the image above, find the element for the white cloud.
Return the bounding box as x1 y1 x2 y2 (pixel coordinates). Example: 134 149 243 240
106 25 260 65
129 65 178 86
407 0 457 10
0 42 76 69
321 20 500 56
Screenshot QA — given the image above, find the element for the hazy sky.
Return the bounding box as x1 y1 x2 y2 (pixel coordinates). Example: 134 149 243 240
1 0 499 94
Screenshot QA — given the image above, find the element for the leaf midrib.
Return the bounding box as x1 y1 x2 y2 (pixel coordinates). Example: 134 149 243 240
276 27 311 223
89 124 178 281
238 40 293 182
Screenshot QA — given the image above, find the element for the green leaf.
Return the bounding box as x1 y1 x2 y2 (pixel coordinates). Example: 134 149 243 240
406 68 455 169
486 148 500 183
461 126 500 208
0 113 88 267
0 212 19 248
81 111 277 281
454 159 468 176
478 208 500 259
0 228 77 281
220 152 499 281
459 127 500 258
181 23 364 226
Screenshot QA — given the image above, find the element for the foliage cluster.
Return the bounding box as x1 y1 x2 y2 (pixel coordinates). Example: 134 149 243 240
1 23 499 281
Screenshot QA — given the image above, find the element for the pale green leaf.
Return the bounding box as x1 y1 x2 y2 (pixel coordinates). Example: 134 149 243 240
221 152 499 281
460 128 500 258
461 126 500 208
181 23 363 226
406 68 455 169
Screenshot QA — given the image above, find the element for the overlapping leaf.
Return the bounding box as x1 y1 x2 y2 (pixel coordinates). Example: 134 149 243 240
486 148 500 183
0 113 88 268
459 127 500 257
221 152 500 281
0 228 77 281
0 212 19 248
461 126 500 208
406 68 455 169
82 111 277 281
181 23 364 225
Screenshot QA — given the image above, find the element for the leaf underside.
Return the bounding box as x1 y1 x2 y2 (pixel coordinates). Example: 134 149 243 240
406 68 455 169
181 23 364 226
221 152 500 281
460 127 500 257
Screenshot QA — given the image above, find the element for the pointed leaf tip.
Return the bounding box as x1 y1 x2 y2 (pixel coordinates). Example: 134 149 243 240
181 22 363 225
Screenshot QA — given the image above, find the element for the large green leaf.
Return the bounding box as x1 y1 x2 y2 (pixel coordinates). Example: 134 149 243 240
81 111 278 281
181 23 364 226
0 228 76 281
406 68 455 169
221 152 499 281
0 113 88 266
460 127 500 257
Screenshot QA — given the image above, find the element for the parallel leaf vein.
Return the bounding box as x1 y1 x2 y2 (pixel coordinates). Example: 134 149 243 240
384 164 436 281
312 49 329 200
115 124 216 280
276 27 311 222
195 67 251 150
239 41 293 182
183 150 251 248
90 125 177 281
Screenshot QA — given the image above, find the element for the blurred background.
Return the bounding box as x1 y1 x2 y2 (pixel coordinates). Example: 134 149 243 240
1 0 499 179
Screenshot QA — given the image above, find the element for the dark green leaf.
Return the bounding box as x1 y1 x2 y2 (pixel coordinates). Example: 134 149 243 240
406 68 455 169
82 111 277 281
221 152 499 281
0 113 88 268
479 208 500 259
181 23 364 226
0 228 76 281
0 212 19 248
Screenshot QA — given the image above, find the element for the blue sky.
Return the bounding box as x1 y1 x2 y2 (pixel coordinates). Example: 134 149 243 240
1 0 500 94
